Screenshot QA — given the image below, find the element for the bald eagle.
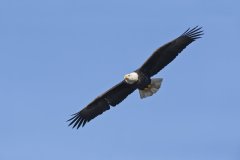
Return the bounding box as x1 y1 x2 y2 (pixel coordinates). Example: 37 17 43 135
68 26 203 128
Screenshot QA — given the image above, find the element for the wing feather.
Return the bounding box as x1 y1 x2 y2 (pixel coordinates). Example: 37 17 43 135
67 81 137 128
139 26 203 77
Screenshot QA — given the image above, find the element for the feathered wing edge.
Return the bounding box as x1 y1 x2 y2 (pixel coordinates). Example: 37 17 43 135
181 26 204 40
67 111 89 128
67 81 137 129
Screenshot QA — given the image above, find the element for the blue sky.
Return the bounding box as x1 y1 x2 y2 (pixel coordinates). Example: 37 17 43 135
1 0 240 160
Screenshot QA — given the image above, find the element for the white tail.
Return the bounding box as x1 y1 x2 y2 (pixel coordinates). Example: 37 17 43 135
139 78 163 99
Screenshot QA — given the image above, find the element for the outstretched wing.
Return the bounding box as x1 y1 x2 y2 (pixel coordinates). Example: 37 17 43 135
67 81 137 128
139 26 203 77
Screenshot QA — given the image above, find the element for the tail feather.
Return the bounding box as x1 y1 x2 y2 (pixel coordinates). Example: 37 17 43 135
139 78 163 99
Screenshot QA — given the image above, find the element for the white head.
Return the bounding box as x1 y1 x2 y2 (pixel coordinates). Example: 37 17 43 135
124 72 139 84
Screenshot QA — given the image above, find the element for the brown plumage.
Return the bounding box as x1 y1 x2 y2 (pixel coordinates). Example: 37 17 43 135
67 26 203 128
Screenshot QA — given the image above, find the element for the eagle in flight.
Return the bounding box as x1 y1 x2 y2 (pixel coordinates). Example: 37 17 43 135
67 26 203 128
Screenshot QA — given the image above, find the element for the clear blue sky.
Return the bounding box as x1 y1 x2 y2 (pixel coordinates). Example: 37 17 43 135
1 0 240 160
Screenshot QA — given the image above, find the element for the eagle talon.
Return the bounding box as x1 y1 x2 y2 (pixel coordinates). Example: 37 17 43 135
144 84 151 90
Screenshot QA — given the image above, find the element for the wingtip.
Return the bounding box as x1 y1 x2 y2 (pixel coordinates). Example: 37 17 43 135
67 112 88 129
182 26 204 40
